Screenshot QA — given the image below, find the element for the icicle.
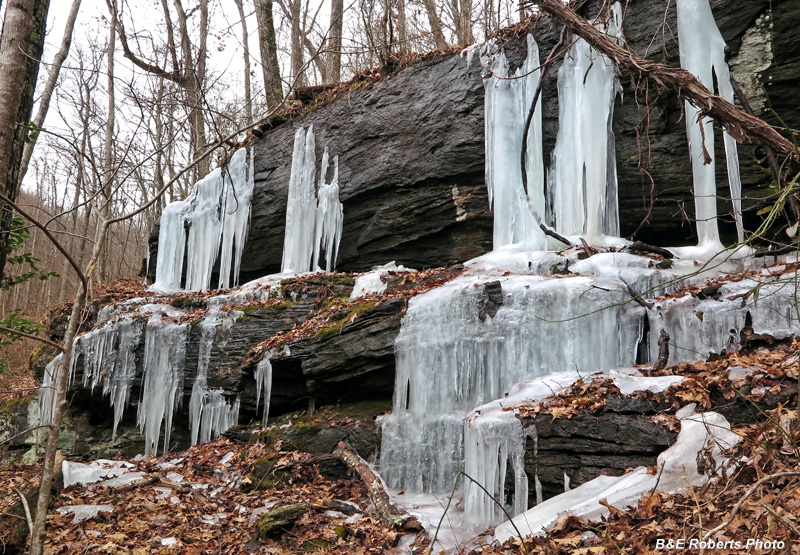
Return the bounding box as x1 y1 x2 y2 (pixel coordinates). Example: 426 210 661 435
137 314 189 455
153 148 254 292
483 35 546 249
255 354 273 423
564 472 571 492
550 3 623 241
534 474 543 505
282 126 318 273
312 150 344 272
677 0 744 247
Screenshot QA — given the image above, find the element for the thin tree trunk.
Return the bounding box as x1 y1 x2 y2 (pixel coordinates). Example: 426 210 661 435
96 6 116 284
458 0 473 45
421 0 448 50
253 0 283 109
395 0 407 54
18 0 82 184
0 0 50 283
290 0 305 86
329 0 344 82
234 0 253 124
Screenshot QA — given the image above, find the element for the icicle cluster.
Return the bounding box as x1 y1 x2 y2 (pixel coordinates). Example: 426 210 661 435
677 0 744 247
550 2 622 241
188 311 240 446
154 147 254 292
379 275 643 495
282 125 344 273
483 35 546 249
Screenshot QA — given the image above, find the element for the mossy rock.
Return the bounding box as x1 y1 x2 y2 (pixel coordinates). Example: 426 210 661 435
169 296 206 310
244 456 289 491
302 538 332 551
314 300 378 341
254 502 308 538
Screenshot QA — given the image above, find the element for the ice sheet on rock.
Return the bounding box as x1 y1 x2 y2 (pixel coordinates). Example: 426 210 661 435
607 369 684 395
550 3 622 242
313 149 343 272
138 314 190 455
153 148 254 292
206 272 304 309
95 471 147 489
677 0 744 247
482 34 546 250
56 504 115 523
388 490 489 554
282 126 318 273
380 274 644 495
648 270 800 364
350 262 416 299
62 459 136 488
495 409 739 542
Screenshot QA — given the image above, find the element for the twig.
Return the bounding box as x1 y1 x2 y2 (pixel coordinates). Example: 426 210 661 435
700 471 800 553
0 326 63 351
625 283 653 309
579 237 596 258
12 488 33 538
540 223 572 246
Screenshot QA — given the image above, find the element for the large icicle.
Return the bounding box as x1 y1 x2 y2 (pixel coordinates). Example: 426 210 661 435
677 0 744 247
153 148 254 292
483 34 546 249
379 274 643 495
312 149 344 272
138 313 189 455
282 126 318 273
254 354 273 423
550 2 623 241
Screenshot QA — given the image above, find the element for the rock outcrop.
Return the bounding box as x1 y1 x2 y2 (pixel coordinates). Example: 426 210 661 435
144 0 800 279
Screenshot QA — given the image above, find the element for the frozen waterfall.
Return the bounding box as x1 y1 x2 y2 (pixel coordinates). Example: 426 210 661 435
677 0 744 248
282 126 344 273
483 35 546 249
153 147 254 292
550 2 622 241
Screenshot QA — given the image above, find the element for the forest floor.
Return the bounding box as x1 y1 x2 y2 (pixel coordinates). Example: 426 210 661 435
1 343 798 554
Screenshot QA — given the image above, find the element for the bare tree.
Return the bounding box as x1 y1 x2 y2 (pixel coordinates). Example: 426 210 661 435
253 0 284 109
234 0 254 124
18 0 82 184
421 0 448 50
0 0 50 282
329 0 344 82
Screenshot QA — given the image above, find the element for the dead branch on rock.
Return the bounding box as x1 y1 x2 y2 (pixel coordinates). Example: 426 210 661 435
332 441 421 530
652 329 670 371
530 0 800 171
627 240 674 259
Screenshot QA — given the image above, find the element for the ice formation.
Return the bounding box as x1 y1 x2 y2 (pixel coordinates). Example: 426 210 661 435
282 126 344 273
350 261 416 299
153 147 254 292
282 126 319 272
254 353 273 423
483 34 546 249
495 409 739 542
189 311 240 445
379 274 644 495
677 0 744 247
138 313 189 455
313 149 344 272
550 2 622 241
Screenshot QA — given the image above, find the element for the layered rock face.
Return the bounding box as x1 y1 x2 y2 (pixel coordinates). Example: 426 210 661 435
141 0 799 279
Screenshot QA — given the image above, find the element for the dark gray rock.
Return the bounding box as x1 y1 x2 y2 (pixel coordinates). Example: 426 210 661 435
522 407 677 501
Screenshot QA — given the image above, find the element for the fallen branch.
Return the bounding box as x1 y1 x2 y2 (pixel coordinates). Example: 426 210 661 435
625 283 653 309
332 441 421 530
12 488 33 537
627 240 674 259
531 0 800 168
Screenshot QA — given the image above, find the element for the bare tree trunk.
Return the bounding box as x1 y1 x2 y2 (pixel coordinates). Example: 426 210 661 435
0 0 50 283
96 5 116 284
253 0 284 109
329 0 344 82
289 0 305 86
18 0 82 184
234 0 253 124
395 0 407 54
458 0 474 45
421 0 448 50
